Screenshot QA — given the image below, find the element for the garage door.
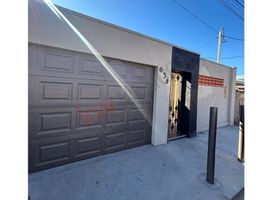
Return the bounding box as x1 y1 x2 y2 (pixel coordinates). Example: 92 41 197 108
29 44 155 172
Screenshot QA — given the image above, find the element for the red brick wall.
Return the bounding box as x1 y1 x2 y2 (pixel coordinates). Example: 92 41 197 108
198 75 224 87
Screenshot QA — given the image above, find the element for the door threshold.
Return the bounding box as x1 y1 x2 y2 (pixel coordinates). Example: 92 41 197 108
168 134 187 141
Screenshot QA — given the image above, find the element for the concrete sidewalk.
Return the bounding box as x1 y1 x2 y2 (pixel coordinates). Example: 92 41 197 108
29 126 244 200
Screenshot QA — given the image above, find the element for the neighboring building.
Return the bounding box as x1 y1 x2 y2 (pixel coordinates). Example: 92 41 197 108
234 79 245 125
28 0 236 172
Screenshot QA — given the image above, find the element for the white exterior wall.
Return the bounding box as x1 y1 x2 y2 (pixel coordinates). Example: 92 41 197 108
29 0 173 145
197 58 237 132
29 0 236 143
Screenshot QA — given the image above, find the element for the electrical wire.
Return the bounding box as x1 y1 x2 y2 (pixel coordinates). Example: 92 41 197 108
218 0 244 20
234 0 244 8
173 0 244 41
224 35 244 41
219 0 244 20
173 0 244 64
206 55 244 60
195 37 218 50
173 0 218 33
227 0 244 13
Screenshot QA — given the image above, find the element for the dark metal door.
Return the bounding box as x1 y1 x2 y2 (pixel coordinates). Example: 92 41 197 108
28 44 154 172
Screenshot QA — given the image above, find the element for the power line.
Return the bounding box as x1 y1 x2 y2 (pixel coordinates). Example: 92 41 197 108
206 55 244 60
173 0 244 63
224 35 244 41
195 37 218 50
228 0 244 13
173 0 218 33
218 0 244 20
173 0 244 41
234 0 244 8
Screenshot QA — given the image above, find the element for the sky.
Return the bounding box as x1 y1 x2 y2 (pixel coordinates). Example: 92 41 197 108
51 0 244 78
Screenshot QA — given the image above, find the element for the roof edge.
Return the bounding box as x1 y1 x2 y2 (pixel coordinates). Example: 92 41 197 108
55 5 200 56
200 57 234 69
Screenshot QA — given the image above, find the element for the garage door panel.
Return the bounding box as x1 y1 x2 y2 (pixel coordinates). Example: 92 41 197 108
41 82 73 101
78 84 101 99
40 112 72 132
29 44 154 172
29 106 104 137
127 83 152 102
29 138 72 170
29 44 75 74
131 65 147 78
107 84 127 101
41 47 75 73
29 44 105 81
38 142 70 164
74 136 102 158
29 76 76 106
79 56 103 74
76 110 102 129
127 101 151 109
30 76 107 107
38 79 74 104
29 45 75 76
77 59 105 80
106 109 127 125
129 108 145 121
78 52 105 72
131 86 147 100
73 124 102 135
104 123 127 136
129 120 147 130
29 67 105 82
77 81 105 106
129 129 146 145
106 59 127 76
44 53 74 73
104 132 126 150
29 106 75 138
128 64 154 84
128 63 148 83
103 71 128 83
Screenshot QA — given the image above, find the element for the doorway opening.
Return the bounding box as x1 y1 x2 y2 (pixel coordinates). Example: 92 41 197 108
168 72 192 140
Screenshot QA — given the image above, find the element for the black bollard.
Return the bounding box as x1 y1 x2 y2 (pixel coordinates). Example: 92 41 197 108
206 107 218 184
238 105 244 162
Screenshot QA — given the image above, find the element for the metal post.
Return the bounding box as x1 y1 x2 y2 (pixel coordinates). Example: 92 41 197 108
206 107 218 184
238 105 244 162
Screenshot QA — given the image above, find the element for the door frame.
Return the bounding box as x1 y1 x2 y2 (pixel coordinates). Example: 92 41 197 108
171 47 200 138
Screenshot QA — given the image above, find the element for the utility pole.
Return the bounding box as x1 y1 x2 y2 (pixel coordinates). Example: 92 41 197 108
217 28 224 63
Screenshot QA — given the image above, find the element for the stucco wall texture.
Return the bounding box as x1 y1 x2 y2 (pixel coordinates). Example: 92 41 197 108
198 59 236 132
